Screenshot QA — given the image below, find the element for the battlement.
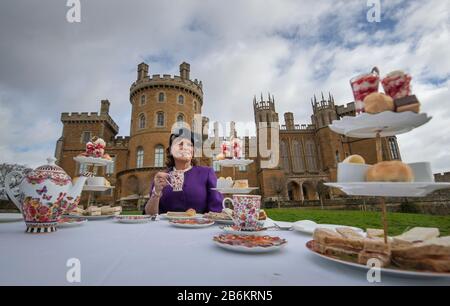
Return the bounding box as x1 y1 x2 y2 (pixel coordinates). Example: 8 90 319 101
130 62 203 103
61 111 119 134
280 124 315 131
311 92 335 113
253 93 276 111
435 172 450 182
109 136 130 148
336 102 356 117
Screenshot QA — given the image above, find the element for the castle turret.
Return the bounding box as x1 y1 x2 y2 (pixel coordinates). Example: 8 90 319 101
284 112 294 130
180 62 190 80
311 92 337 129
137 62 149 81
100 99 110 115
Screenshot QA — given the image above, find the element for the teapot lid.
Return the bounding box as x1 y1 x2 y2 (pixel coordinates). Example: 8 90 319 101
26 157 72 186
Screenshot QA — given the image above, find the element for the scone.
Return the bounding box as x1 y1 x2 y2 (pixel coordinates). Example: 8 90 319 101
366 161 414 182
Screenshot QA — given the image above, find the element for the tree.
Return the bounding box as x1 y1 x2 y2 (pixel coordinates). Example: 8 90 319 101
269 176 287 208
317 180 330 210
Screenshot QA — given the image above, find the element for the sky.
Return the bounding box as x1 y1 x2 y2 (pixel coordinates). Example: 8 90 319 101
0 0 449 173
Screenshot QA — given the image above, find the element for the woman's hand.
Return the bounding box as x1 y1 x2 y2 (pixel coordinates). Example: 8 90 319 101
154 172 169 193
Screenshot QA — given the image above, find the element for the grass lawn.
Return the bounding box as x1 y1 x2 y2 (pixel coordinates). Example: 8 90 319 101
124 209 450 236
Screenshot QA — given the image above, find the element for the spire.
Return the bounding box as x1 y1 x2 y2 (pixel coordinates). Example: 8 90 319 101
321 91 325 102
253 95 257 104
260 92 264 102
268 92 271 102
272 94 275 103
314 94 317 104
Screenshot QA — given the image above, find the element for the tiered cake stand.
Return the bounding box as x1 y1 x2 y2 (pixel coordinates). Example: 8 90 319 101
326 111 450 243
73 156 115 207
211 159 258 195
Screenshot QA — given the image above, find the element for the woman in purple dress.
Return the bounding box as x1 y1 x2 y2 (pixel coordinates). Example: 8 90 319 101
144 128 223 215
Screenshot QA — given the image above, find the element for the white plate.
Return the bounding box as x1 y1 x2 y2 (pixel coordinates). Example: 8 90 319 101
292 220 364 235
215 159 254 167
160 213 204 220
67 214 116 220
57 218 87 228
211 187 259 194
329 111 431 138
82 185 115 192
213 240 287 253
0 213 23 223
220 226 267 236
306 240 450 279
73 156 113 166
169 220 215 228
115 215 152 224
325 182 450 197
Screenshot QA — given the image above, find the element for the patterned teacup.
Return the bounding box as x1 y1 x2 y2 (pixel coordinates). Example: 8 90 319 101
168 170 184 192
222 195 261 230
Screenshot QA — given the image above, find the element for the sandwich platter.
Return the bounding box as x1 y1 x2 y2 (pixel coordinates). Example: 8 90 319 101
168 218 214 228
292 220 364 235
213 234 287 253
306 240 450 278
115 215 152 224
328 111 431 138
160 213 204 220
66 214 116 220
325 182 450 197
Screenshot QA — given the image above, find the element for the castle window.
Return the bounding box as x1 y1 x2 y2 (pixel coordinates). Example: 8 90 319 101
239 165 247 172
178 95 184 104
136 147 144 168
140 95 146 105
106 155 116 175
292 140 305 173
280 140 290 173
177 114 185 123
335 150 340 164
194 101 197 112
305 140 318 172
156 112 165 127
158 92 165 102
82 131 91 144
138 113 146 129
389 138 400 160
154 145 164 167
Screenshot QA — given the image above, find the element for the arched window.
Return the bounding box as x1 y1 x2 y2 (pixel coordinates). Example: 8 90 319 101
156 112 165 127
335 150 340 164
305 140 318 172
194 101 197 112
389 138 400 160
140 95 146 105
280 140 290 173
136 147 144 168
138 113 146 129
154 145 164 167
292 140 305 172
178 95 184 104
177 114 185 123
158 92 165 102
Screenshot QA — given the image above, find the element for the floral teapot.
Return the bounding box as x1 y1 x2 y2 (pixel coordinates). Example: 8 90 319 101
5 157 88 233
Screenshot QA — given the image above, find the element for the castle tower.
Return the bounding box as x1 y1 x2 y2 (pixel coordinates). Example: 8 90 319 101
127 61 203 170
284 112 294 130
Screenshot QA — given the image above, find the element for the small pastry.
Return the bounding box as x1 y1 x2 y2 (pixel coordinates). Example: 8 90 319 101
343 155 366 164
363 93 394 114
366 161 414 182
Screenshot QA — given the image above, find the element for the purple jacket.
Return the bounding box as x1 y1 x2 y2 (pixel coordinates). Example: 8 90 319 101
146 166 223 214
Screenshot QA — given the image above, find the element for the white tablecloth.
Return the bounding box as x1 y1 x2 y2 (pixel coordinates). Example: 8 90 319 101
1 218 449 286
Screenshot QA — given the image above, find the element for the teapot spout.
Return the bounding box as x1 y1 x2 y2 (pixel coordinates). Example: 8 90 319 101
68 176 87 200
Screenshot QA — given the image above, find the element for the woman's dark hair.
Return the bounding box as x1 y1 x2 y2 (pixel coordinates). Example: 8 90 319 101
165 127 199 169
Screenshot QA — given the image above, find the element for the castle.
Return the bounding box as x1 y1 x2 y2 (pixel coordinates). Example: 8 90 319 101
55 62 401 207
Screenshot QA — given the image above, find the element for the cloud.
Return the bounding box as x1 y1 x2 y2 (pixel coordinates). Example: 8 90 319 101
0 0 449 174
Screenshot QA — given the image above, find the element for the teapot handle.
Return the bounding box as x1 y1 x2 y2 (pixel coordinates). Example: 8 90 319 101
222 197 234 210
4 171 23 212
